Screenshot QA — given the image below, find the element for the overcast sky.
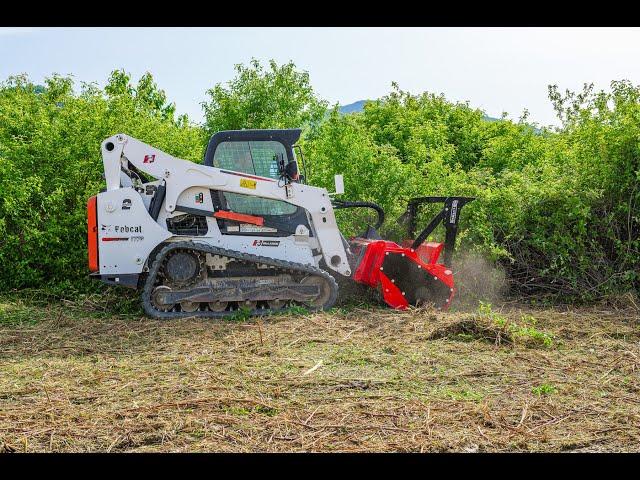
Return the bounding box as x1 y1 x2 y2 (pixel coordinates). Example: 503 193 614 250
2 27 639 127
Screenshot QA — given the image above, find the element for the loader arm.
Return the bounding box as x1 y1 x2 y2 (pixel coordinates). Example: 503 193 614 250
100 134 351 277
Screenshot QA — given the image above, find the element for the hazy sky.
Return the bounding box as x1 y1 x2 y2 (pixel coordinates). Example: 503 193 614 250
2 27 639 127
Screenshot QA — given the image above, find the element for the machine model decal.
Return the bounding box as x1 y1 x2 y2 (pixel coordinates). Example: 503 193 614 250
101 236 144 242
239 178 257 189
450 200 459 223
143 154 156 163
252 240 280 247
114 225 142 233
101 224 143 234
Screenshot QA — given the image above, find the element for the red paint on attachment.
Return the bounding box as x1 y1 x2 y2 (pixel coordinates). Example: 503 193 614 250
379 273 408 309
213 210 265 226
401 240 444 264
350 237 455 310
87 196 99 272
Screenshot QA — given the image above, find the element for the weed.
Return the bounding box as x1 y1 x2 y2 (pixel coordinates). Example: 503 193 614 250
0 301 40 326
227 307 252 322
514 324 554 348
454 332 476 342
433 386 484 402
476 303 554 348
330 346 373 366
225 406 251 416
253 405 278 417
532 383 557 396
283 305 310 316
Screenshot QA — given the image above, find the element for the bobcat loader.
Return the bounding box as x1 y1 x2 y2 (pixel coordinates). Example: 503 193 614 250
87 129 473 318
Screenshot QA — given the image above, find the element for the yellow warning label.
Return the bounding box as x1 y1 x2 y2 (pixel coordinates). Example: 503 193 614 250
240 178 257 189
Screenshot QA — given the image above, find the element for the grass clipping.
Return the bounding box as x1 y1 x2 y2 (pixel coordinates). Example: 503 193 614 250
0 295 639 452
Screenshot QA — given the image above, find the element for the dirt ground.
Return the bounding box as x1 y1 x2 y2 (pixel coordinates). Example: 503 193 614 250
1 296 639 452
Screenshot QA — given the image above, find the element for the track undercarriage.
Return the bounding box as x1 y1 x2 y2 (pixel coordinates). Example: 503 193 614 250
143 242 338 318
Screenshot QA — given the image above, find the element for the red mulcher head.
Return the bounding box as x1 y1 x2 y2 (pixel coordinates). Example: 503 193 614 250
334 197 474 310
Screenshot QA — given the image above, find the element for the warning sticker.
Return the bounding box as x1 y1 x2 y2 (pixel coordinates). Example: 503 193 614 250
240 224 277 233
240 178 257 189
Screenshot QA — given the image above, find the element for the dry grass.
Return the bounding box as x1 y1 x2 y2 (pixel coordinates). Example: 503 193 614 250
1 296 639 452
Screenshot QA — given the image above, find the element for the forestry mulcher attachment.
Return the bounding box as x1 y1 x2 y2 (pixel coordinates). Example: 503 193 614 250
87 129 473 318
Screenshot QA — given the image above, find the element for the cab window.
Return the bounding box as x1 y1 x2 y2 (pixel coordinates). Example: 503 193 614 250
213 140 297 216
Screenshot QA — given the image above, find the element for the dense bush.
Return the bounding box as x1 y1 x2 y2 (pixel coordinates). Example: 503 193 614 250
0 60 637 300
0 71 204 292
304 83 639 298
202 59 327 138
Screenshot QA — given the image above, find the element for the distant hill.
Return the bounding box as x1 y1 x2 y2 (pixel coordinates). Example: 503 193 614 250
339 100 369 114
339 99 501 122
338 99 540 132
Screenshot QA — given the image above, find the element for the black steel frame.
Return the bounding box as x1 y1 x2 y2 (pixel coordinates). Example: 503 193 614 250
402 196 475 267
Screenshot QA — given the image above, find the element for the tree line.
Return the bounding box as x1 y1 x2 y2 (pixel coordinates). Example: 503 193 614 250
0 60 638 301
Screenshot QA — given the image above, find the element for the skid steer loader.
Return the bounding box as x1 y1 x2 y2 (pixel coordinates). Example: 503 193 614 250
87 129 473 318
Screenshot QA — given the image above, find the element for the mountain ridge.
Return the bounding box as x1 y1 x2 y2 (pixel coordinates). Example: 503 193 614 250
339 99 503 123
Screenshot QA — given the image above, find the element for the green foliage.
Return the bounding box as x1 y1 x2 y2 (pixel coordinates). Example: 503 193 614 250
0 60 638 301
477 302 554 348
202 58 327 137
304 109 424 238
227 306 253 321
532 383 557 396
281 305 310 316
306 82 639 299
0 298 40 326
0 72 204 291
442 388 484 402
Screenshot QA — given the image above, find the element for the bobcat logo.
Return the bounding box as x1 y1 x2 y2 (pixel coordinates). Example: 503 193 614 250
252 240 280 247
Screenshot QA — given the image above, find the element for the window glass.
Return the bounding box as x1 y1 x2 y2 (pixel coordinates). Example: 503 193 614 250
213 141 296 216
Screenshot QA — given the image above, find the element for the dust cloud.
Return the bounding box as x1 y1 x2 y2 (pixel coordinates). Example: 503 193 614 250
451 252 507 310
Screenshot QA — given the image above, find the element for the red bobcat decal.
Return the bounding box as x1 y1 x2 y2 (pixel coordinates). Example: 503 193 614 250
143 154 155 163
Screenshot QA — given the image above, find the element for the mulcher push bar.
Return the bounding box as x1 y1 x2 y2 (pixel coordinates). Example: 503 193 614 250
402 196 475 268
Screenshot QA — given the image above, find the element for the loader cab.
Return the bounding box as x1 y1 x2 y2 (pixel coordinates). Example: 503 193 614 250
203 129 310 236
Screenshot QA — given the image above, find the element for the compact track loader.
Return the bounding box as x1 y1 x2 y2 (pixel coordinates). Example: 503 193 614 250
87 129 473 318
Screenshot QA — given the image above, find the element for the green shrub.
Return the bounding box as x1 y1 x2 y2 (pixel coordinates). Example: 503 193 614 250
0 72 204 291
0 61 637 302
306 82 639 299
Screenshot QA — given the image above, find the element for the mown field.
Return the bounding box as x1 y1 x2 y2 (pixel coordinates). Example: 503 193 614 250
1 295 638 453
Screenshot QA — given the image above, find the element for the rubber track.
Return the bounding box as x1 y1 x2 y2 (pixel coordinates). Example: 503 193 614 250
142 241 339 319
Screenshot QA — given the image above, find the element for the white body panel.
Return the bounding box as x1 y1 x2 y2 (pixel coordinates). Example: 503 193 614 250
97 188 172 274
97 134 350 276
